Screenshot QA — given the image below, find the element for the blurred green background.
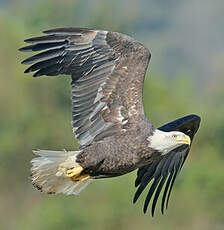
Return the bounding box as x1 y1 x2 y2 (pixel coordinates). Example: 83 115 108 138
0 0 224 229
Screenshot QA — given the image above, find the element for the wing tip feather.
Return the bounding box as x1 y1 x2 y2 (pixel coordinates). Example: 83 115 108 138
134 113 201 215
43 27 96 35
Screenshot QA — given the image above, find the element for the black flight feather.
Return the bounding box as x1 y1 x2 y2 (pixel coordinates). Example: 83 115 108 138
134 114 200 215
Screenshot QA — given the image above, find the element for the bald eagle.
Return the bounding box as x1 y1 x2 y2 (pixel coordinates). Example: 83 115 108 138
20 28 200 215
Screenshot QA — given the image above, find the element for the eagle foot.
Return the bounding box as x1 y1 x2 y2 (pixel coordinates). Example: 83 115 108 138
71 174 90 182
66 166 83 178
66 166 90 182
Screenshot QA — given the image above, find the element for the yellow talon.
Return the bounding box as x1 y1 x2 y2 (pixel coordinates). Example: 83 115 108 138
71 174 90 182
66 166 90 182
66 166 83 178
79 175 90 182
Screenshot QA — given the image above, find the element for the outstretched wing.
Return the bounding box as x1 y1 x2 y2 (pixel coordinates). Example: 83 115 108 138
133 114 201 215
20 28 151 148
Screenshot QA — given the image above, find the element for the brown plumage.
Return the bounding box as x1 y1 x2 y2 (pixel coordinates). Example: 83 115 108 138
20 28 200 215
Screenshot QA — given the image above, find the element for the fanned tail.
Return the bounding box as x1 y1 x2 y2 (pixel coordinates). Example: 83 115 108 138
31 150 92 195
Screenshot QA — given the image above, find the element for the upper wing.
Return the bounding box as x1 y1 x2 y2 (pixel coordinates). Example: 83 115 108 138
133 114 201 216
20 28 151 148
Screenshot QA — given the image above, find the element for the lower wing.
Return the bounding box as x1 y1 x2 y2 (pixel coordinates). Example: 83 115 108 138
133 114 201 215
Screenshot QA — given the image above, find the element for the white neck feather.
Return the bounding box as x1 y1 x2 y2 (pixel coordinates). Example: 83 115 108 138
147 129 178 155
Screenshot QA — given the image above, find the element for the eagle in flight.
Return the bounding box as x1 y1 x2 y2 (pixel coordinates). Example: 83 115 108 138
20 28 200 216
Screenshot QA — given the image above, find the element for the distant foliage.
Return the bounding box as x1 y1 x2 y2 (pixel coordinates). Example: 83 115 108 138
0 2 224 230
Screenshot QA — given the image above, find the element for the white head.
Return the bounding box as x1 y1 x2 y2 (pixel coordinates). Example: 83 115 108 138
148 129 191 155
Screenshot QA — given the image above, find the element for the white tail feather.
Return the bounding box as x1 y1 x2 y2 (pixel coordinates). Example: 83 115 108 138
31 150 92 195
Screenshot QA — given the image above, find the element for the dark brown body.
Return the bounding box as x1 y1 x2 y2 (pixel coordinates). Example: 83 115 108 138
77 118 156 178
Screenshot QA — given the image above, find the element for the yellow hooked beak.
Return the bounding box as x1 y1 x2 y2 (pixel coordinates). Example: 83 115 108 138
176 135 191 146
